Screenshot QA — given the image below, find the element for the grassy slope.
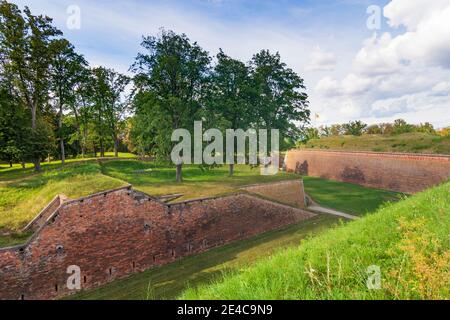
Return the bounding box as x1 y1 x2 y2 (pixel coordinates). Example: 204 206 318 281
0 162 127 233
303 176 403 216
181 181 450 300
304 132 450 154
71 215 342 300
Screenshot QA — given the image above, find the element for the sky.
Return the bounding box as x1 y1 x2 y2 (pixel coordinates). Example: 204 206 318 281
10 0 450 128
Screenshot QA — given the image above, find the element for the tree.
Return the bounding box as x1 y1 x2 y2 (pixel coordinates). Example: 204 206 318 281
0 1 62 171
132 30 211 182
343 120 367 136
393 119 414 135
416 122 435 135
50 39 88 165
250 50 310 149
330 124 344 136
366 124 382 135
208 49 251 176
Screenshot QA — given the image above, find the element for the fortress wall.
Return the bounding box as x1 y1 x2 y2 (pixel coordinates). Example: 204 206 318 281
0 182 313 300
285 149 450 193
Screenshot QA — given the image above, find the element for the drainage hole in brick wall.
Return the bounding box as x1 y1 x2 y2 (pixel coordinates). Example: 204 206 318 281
109 268 113 276
153 255 156 263
84 276 87 284
132 261 136 270
20 294 25 300
55 284 58 292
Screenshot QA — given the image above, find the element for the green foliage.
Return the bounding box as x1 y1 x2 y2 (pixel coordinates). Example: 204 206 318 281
343 120 367 136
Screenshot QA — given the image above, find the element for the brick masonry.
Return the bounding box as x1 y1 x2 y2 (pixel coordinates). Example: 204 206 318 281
285 149 450 193
0 182 314 300
240 180 306 209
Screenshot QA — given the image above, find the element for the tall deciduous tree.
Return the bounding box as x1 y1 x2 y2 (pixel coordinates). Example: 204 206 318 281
250 50 310 149
132 30 210 182
50 39 88 165
208 49 251 176
0 1 61 171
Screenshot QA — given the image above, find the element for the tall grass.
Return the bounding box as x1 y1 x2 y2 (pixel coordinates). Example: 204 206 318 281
180 181 449 300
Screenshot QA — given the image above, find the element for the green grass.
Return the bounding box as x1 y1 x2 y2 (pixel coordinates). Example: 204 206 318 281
304 132 450 154
303 176 404 216
181 181 450 300
0 152 136 181
0 162 126 233
101 161 299 201
70 215 342 300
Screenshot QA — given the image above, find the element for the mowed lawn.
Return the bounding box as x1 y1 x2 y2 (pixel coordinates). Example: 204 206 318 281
70 214 342 300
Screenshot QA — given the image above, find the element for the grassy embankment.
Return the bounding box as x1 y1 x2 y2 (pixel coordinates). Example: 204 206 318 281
181 181 450 300
304 132 450 154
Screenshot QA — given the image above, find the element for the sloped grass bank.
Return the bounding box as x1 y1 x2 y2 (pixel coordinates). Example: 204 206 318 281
0 162 126 233
181 181 450 300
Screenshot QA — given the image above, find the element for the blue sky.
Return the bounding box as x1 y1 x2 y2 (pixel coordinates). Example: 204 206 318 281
11 0 450 128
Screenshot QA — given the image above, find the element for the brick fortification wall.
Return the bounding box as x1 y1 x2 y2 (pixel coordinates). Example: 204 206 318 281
241 180 306 209
285 149 450 193
0 183 313 300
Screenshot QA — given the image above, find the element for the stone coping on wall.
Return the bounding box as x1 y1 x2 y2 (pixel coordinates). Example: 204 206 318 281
0 180 308 253
288 149 450 161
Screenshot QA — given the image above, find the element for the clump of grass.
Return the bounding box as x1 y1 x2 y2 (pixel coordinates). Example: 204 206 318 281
180 181 449 300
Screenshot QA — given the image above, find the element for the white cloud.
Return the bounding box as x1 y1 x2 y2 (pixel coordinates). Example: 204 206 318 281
306 47 337 71
315 76 341 97
312 0 450 127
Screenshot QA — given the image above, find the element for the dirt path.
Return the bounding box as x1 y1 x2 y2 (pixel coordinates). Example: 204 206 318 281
307 204 360 220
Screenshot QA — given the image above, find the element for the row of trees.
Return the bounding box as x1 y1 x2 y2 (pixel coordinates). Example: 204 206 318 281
128 31 310 180
0 1 130 169
305 119 444 141
0 2 311 181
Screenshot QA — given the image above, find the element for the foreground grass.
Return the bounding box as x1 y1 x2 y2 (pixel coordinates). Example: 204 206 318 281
181 181 450 300
304 132 450 154
303 176 404 216
70 215 341 300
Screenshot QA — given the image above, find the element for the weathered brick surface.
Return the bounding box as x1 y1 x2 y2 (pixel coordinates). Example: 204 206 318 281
285 149 450 193
0 184 314 300
241 180 306 208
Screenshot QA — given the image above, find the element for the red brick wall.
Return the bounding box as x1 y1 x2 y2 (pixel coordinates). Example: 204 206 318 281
241 180 306 208
0 186 314 300
285 150 450 193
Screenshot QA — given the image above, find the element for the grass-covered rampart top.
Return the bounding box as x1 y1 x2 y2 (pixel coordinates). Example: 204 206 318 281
304 132 450 154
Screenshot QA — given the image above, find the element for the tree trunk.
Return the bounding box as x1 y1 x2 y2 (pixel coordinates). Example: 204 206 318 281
21 161 25 169
9 160 13 168
229 164 234 177
176 164 183 183
31 104 41 172
100 138 105 158
114 138 119 158
59 103 65 165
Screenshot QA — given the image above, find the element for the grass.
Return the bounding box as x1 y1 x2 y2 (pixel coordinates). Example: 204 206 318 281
0 162 127 233
181 181 450 300
304 132 450 154
101 161 299 201
0 152 136 182
303 176 404 216
70 215 342 300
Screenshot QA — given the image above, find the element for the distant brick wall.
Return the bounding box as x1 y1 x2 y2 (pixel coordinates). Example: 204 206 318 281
285 149 450 193
0 184 314 300
241 180 306 209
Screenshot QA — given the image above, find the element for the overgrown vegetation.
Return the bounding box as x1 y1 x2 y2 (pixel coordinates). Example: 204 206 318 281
181 181 450 300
